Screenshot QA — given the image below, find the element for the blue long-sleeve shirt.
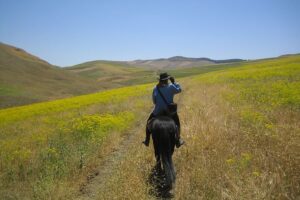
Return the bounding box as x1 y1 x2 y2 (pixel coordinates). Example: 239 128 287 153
152 82 181 115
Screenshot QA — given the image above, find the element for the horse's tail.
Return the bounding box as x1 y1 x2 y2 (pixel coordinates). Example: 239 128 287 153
160 129 176 187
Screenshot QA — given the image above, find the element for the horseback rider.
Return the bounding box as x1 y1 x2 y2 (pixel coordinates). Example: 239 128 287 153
143 72 185 148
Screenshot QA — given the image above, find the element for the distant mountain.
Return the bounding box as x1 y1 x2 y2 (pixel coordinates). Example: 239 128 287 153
0 42 100 108
127 56 245 69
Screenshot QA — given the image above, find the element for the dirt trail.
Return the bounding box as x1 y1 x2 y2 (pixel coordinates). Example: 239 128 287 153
76 123 144 200
75 85 186 200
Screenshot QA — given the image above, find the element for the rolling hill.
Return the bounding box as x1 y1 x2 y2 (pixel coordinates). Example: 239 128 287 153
2 42 296 111
65 60 157 86
0 43 101 108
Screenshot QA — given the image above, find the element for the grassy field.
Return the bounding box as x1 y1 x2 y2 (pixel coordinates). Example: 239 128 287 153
0 84 152 199
0 55 299 199
86 55 300 199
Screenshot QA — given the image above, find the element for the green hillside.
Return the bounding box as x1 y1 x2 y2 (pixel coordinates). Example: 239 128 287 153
65 60 156 86
0 42 247 109
0 55 299 199
0 43 101 108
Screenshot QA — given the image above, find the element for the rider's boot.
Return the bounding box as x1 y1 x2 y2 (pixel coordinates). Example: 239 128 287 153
142 128 151 147
175 129 185 148
142 135 150 146
176 138 185 148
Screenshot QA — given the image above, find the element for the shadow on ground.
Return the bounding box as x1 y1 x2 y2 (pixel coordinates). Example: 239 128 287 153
147 163 174 199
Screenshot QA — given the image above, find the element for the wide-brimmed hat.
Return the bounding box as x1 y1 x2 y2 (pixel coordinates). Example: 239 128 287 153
158 72 170 81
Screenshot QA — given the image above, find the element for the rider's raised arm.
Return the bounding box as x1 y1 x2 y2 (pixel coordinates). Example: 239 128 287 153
170 82 181 94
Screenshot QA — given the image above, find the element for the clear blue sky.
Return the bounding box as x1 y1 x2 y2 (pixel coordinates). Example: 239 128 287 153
1 0 300 66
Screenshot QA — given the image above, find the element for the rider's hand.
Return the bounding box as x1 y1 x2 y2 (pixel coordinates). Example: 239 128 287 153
169 76 175 83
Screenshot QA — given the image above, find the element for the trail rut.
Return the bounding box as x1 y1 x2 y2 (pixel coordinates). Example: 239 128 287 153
76 123 144 200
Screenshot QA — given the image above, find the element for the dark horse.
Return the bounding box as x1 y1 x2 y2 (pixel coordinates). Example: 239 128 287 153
150 115 177 191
